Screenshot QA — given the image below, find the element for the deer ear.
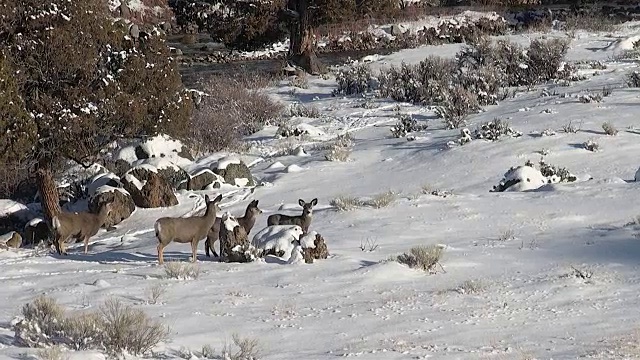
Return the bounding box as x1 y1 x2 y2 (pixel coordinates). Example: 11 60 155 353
253 200 259 206
310 198 318 206
204 195 210 203
298 199 305 207
214 194 223 203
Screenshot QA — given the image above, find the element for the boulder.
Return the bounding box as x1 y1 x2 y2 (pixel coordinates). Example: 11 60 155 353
106 159 131 178
88 187 136 227
122 168 178 208
219 214 256 263
157 167 189 190
213 160 255 187
3 231 22 248
129 24 140 39
177 169 220 191
302 233 329 264
24 219 50 246
119 3 131 18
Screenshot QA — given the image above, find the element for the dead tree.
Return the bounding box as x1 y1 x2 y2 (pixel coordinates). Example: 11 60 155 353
285 0 324 74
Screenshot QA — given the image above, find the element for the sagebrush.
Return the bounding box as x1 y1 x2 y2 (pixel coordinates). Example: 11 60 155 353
13 296 167 356
397 245 444 273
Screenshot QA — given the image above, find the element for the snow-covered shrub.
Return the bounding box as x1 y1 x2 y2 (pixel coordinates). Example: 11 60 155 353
288 75 309 89
452 128 473 146
456 279 486 294
330 195 364 211
14 295 66 347
579 93 603 103
436 86 480 129
36 346 67 360
584 138 600 152
474 118 522 141
189 77 282 153
602 121 618 136
627 71 640 87
164 261 200 280
562 121 581 133
397 245 444 273
390 114 428 138
333 64 377 96
221 333 261 360
365 190 397 209
99 299 168 357
13 296 167 356
325 133 354 162
492 159 576 192
287 103 320 118
538 159 578 183
457 65 506 106
378 58 454 105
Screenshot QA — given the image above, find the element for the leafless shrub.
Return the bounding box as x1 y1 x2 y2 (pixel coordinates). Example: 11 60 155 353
100 298 168 356
360 238 379 252
325 133 354 162
474 118 522 141
62 312 103 350
421 184 452 198
498 229 516 242
36 346 69 360
15 296 167 356
18 295 66 346
584 138 600 152
601 86 613 97
333 64 376 96
164 261 201 280
390 113 428 138
365 190 397 209
563 13 618 33
562 120 581 134
602 121 618 136
436 86 479 129
147 284 167 305
201 344 217 359
456 279 486 294
397 245 445 273
330 195 364 211
578 93 603 103
626 71 640 88
221 333 261 360
288 75 309 89
287 103 320 118
188 77 283 154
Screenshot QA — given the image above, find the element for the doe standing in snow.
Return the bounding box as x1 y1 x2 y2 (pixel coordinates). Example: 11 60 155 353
267 198 317 234
155 194 222 264
51 201 114 255
205 199 262 258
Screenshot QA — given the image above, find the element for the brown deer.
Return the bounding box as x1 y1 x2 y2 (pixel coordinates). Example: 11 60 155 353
267 198 317 234
51 202 114 255
205 199 262 258
155 194 222 264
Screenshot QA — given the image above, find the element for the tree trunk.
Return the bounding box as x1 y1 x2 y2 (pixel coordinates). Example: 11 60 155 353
36 165 61 224
288 0 324 75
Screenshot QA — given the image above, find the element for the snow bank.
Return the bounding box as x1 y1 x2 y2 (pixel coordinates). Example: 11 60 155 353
252 225 304 259
216 157 241 170
0 200 30 219
115 145 138 163
87 172 120 196
504 166 547 192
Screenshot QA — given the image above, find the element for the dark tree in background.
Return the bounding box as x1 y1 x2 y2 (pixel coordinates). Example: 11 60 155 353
0 0 192 222
286 0 325 74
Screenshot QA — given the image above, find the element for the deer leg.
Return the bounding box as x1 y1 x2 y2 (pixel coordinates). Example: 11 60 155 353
83 236 90 254
205 238 211 257
212 239 219 258
157 243 165 265
191 239 198 263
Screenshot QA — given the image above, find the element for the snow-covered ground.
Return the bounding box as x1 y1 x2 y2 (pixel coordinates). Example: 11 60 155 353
4 24 640 360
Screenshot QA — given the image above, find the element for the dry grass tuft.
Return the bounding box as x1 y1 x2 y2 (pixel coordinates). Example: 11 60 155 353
365 190 397 209
330 195 364 211
397 245 444 273
164 261 201 280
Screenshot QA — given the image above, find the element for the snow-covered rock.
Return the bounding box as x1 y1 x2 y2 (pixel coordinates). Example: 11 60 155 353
252 225 304 258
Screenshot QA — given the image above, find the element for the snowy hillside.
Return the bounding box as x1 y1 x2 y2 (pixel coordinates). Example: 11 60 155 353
3 20 640 360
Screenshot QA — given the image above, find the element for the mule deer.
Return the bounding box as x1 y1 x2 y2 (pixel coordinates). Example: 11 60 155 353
52 202 114 255
205 199 262 258
267 198 317 234
155 194 222 264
